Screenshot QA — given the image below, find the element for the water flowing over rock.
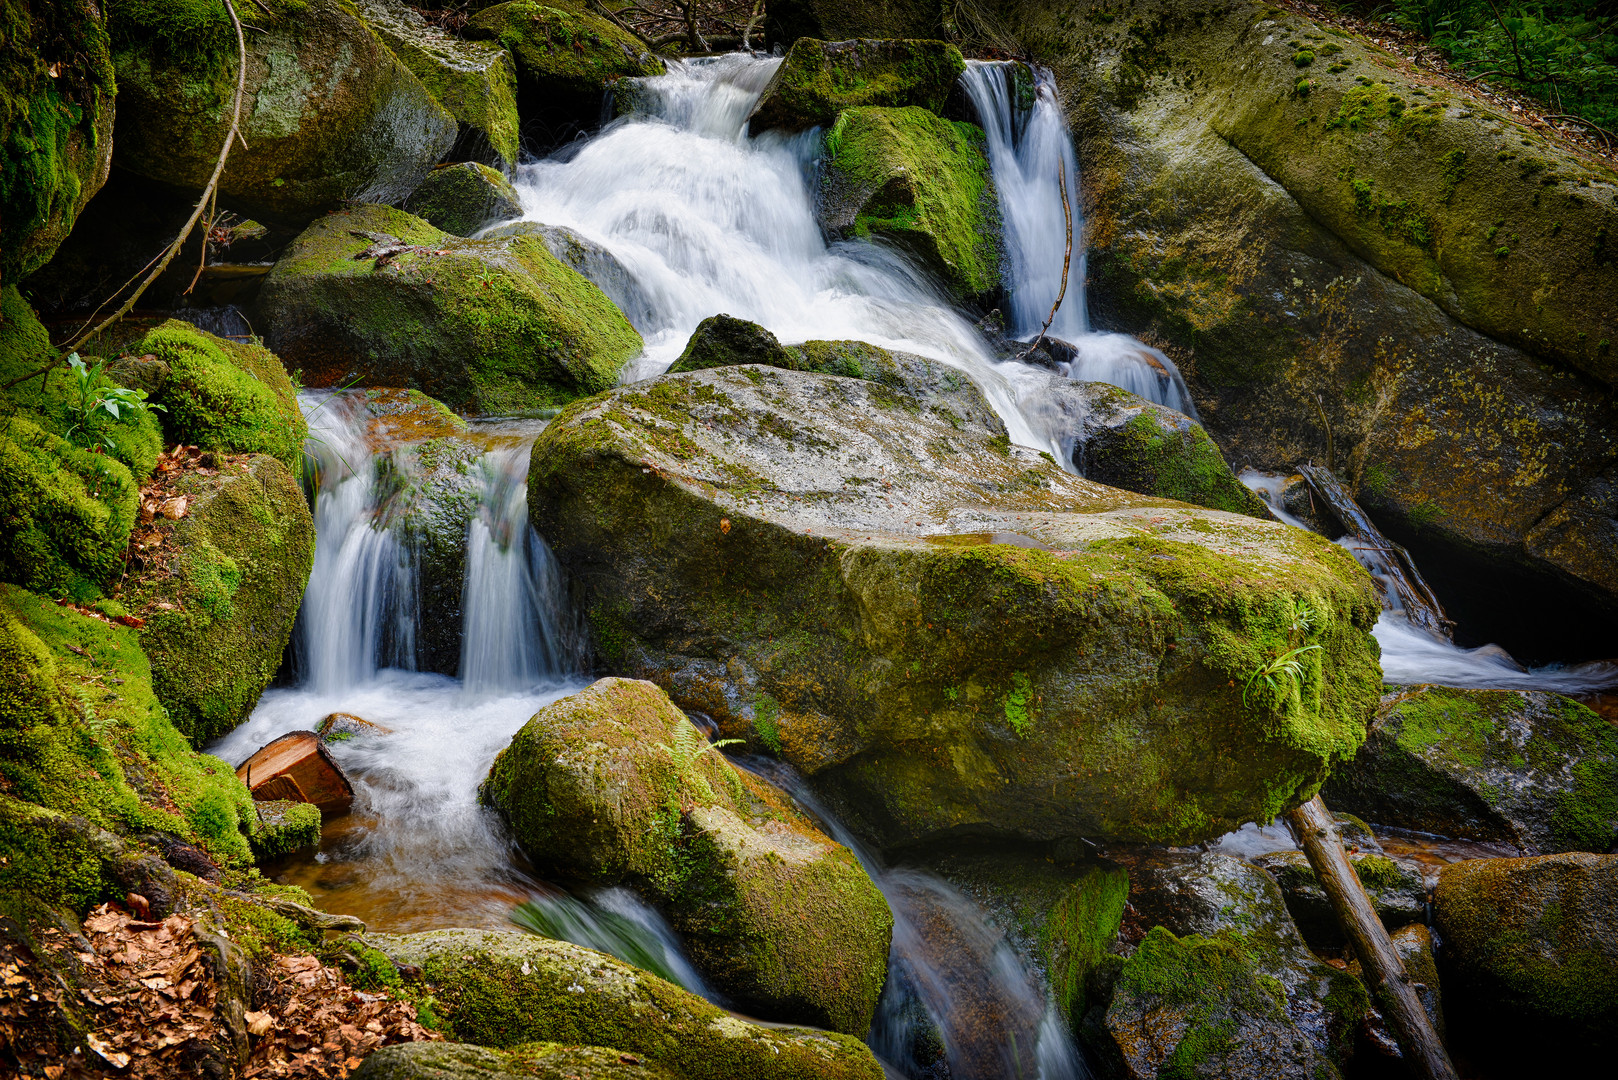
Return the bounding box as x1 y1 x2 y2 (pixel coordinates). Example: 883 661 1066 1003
1323 685 1618 854
481 677 892 1035
0 0 114 283
108 0 457 225
364 929 885 1079
403 163 524 238
818 106 1001 302
749 38 966 131
527 363 1382 847
1434 853 1618 1041
259 204 643 413
356 0 521 169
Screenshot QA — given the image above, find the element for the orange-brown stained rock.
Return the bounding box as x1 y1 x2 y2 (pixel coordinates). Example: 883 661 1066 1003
237 731 354 814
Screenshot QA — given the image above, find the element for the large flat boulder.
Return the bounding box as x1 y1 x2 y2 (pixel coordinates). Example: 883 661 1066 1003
366 928 885 1080
526 363 1382 847
109 0 457 224
1323 685 1618 854
482 678 892 1035
260 204 643 413
819 106 1000 302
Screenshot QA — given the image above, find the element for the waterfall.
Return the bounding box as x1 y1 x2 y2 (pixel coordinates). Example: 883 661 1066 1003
961 61 1199 417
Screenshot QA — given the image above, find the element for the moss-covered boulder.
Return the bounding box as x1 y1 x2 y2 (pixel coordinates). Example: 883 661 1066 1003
749 38 965 132
819 106 1000 301
355 1041 679 1080
1089 851 1370 1077
464 2 663 150
1434 853 1618 1039
1252 848 1425 949
668 314 796 373
121 453 314 745
1036 378 1269 518
366 928 885 1079
131 320 308 476
1005 0 1618 655
248 798 321 862
404 162 524 238
497 222 656 330
527 363 1381 847
108 0 456 225
482 678 892 1035
1348 922 1444 1040
357 0 521 169
260 204 643 413
0 584 263 888
0 0 115 284
1323 685 1618 854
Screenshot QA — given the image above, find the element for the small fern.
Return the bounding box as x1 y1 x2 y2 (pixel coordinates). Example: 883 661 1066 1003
1242 644 1322 708
658 723 742 805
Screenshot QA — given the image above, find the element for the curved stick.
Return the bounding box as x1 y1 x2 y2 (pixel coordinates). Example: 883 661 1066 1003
1016 157 1072 363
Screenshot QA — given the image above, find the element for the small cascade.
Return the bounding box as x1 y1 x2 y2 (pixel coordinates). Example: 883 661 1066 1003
511 887 720 1001
742 759 1085 1080
1241 469 1618 692
961 61 1198 418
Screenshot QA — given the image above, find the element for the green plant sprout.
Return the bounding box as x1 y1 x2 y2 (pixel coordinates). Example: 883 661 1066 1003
63 353 164 452
1243 644 1322 708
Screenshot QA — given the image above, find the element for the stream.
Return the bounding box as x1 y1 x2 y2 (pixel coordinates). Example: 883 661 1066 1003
206 51 1611 1080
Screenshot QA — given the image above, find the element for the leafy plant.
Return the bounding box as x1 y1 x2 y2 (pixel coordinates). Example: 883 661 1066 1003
1289 600 1323 641
62 354 164 452
1243 644 1323 708
658 723 742 805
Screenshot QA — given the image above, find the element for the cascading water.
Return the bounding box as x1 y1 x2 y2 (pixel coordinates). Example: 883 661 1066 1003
960 61 1197 417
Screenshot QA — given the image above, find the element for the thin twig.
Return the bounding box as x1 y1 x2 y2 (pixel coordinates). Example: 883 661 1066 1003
60 0 250 355
1017 154 1072 364
741 0 764 51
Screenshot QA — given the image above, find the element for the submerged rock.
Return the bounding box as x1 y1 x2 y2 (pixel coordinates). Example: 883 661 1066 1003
366 928 885 1079
109 0 456 224
316 712 393 743
354 1042 677 1080
260 204 643 413
749 38 965 131
819 106 1000 301
0 0 114 281
482 678 892 1035
464 2 663 149
527 364 1381 847
1323 685 1618 854
125 454 316 744
356 0 521 169
1091 851 1369 1078
1251 848 1425 949
404 163 524 237
1030 378 1269 518
1434 853 1618 1039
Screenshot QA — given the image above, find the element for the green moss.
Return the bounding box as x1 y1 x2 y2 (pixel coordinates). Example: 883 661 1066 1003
248 799 321 862
1089 411 1269 517
215 890 315 958
1044 864 1129 1025
466 2 661 102
822 107 1000 299
752 37 966 130
1002 671 1033 735
753 692 783 754
404 162 521 237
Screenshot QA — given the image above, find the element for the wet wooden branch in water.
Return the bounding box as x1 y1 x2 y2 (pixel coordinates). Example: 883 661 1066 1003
1286 797 1459 1080
1016 154 1072 364
1299 464 1452 639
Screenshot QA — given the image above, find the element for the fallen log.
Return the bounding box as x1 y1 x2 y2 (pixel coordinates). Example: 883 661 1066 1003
237 731 354 814
1285 796 1458 1080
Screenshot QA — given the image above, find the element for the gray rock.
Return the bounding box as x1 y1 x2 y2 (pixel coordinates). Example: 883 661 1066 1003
1323 685 1618 854
489 222 657 330
1251 848 1426 949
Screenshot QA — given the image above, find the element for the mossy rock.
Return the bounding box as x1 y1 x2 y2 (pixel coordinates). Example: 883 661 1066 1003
749 38 965 132
260 204 643 413
0 0 115 283
356 0 521 169
1091 850 1370 1076
404 162 524 238
667 314 796 373
819 106 1000 301
1347 922 1444 1040
1036 378 1269 518
1434 853 1618 1039
109 0 457 225
464 1 663 151
482 677 892 1036
0 583 261 887
492 222 656 330
355 1041 680 1080
1251 848 1425 950
366 928 886 1080
527 363 1381 847
248 798 320 862
1005 0 1618 652
131 319 308 477
1323 685 1618 854
121 454 315 745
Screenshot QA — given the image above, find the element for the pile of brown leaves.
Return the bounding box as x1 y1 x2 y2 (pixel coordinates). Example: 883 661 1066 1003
122 445 223 584
1 903 437 1078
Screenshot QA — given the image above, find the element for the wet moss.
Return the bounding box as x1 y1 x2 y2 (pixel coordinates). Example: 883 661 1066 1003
1044 864 1129 1025
751 37 966 130
247 799 320 862
404 162 523 238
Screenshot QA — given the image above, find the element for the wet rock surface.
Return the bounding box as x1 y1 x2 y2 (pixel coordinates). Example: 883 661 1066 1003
528 363 1381 847
1251 848 1426 949
482 677 892 1035
404 162 524 238
750 38 966 131
1324 685 1618 854
366 928 886 1079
